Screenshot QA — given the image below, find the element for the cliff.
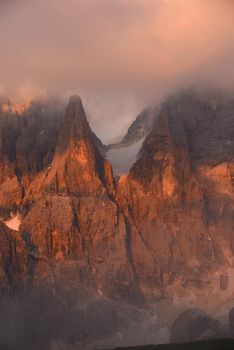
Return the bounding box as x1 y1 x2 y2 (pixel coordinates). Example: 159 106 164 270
0 89 233 303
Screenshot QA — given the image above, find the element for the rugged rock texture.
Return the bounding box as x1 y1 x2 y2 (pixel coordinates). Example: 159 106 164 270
0 221 26 291
0 97 66 217
15 98 65 187
42 95 114 197
0 89 234 349
105 107 158 175
117 90 234 295
170 308 227 343
0 113 21 217
17 96 145 303
106 107 156 151
0 89 234 303
229 307 234 337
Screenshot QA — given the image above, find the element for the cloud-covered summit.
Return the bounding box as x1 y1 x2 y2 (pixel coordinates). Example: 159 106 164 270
0 0 233 94
1 0 234 142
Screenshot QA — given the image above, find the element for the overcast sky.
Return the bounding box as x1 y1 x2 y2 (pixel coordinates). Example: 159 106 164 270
0 0 234 141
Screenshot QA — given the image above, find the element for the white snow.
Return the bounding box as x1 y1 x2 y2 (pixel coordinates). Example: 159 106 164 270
106 138 145 174
4 213 21 231
97 288 103 296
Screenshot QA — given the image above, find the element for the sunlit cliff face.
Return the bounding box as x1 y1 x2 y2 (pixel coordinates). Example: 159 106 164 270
0 0 234 97
1 87 47 115
0 0 233 143
2 100 30 115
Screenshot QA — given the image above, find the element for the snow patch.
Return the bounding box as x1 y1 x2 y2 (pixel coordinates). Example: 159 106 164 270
97 288 103 296
4 213 21 231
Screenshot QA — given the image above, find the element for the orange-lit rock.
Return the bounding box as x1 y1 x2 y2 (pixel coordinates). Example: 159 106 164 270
0 221 26 291
1 101 29 115
118 90 234 295
0 90 234 303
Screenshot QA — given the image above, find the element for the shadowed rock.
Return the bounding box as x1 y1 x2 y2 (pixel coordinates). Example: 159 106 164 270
170 308 227 343
229 308 234 337
1 89 234 303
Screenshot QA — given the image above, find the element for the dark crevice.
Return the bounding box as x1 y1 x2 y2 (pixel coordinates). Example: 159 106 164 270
21 231 39 289
123 215 145 304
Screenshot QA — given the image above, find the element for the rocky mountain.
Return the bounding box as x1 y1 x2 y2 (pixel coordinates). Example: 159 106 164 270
123 90 234 295
106 107 156 151
105 107 157 174
0 89 233 296
0 96 66 218
170 308 227 343
0 221 26 292
0 89 234 349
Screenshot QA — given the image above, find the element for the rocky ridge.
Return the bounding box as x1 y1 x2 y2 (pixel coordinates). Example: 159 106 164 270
106 107 156 151
0 89 234 303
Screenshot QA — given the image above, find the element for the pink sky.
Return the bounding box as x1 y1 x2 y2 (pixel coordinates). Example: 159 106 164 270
0 0 234 141
0 0 233 94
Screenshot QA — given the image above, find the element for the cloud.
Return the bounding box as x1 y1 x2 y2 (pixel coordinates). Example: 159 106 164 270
0 0 233 141
0 0 233 93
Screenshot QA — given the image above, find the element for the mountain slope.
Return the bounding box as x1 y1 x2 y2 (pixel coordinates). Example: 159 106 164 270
0 96 66 217
118 90 234 295
0 90 234 299
17 95 148 303
0 90 234 349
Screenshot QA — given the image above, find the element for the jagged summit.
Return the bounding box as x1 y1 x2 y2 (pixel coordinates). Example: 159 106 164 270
68 94 82 104
56 95 106 157
66 94 86 126
105 107 157 174
106 107 156 151
31 95 115 197
55 95 90 154
0 87 234 316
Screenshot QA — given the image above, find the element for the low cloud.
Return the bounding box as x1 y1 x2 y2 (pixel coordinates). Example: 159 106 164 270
0 0 233 91
0 0 234 140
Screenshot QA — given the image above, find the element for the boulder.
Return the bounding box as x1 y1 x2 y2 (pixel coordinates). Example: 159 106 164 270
170 308 227 343
229 308 234 337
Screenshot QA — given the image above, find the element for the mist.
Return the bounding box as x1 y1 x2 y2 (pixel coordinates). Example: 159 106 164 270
1 3 234 349
0 0 234 140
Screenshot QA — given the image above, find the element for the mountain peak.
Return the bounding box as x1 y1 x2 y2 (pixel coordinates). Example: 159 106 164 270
67 95 85 118
68 94 82 104
55 95 89 155
66 94 86 123
39 95 115 197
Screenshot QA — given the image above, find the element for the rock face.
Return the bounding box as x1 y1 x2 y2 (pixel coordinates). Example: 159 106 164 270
0 221 26 291
170 308 227 343
106 107 156 151
0 89 234 349
229 308 234 337
0 113 22 217
0 89 234 303
0 97 65 217
117 90 234 294
18 96 144 303
105 107 157 174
